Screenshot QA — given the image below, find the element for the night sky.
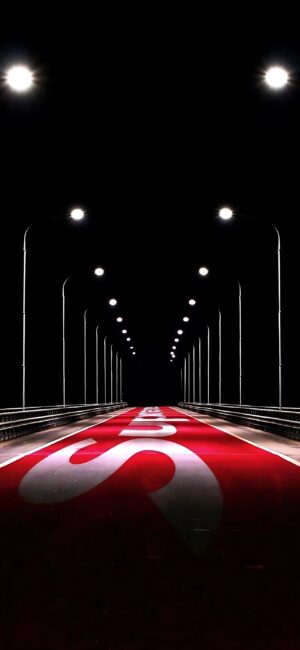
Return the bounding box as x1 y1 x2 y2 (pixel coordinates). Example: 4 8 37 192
1 10 300 407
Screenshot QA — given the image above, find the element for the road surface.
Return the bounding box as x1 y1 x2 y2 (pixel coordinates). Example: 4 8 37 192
0 405 300 649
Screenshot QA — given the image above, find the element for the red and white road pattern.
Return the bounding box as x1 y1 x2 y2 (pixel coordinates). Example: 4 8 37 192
1 406 300 649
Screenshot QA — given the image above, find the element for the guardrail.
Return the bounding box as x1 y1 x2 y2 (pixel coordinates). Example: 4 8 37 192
178 402 300 442
0 403 128 443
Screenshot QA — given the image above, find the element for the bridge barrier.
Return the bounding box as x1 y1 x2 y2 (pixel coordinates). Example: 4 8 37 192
179 402 300 442
0 403 128 443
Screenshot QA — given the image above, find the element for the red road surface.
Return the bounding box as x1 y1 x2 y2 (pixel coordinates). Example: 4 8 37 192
0 406 300 649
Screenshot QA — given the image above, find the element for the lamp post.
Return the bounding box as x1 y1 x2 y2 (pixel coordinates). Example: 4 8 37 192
110 344 114 403
198 337 202 403
96 324 100 404
219 206 282 408
238 282 242 404
120 357 123 402
22 208 85 408
183 356 187 401
62 264 104 407
199 264 242 405
84 309 88 405
218 310 222 404
103 336 107 403
192 344 196 402
207 324 210 404
116 351 119 403
187 352 191 402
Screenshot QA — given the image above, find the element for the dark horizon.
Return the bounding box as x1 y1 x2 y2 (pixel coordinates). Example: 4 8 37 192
1 13 300 408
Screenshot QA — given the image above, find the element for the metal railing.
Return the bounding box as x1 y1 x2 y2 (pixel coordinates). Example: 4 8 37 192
0 403 128 442
179 402 300 442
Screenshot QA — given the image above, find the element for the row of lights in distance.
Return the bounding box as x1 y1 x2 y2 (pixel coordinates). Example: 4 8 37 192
68 208 136 356
108 299 136 356
170 297 199 362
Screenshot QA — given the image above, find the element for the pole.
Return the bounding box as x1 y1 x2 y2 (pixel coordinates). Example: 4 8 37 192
238 282 242 405
276 228 282 409
207 324 210 404
120 357 123 402
96 324 99 404
187 352 191 402
239 216 282 407
192 345 196 402
198 337 202 403
116 351 119 403
183 357 187 401
110 343 113 403
22 226 32 409
62 277 70 407
104 336 107 403
84 309 88 404
219 310 222 404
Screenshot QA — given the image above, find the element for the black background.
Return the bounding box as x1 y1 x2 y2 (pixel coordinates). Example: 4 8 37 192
1 8 300 407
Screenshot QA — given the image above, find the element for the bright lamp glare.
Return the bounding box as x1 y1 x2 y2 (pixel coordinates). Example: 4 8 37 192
132 351 136 356
109 298 117 306
174 338 179 342
126 337 131 341
177 329 183 335
117 317 123 323
198 267 209 277
70 208 85 221
189 299 196 306
6 65 34 92
94 267 104 276
219 207 233 220
265 66 289 89
172 346 176 350
183 316 189 322
130 346 134 349
122 329 127 334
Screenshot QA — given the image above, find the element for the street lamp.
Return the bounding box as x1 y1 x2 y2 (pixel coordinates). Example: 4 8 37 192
5 64 34 92
198 266 209 277
183 316 189 322
189 299 196 306
22 208 86 408
70 208 85 221
218 206 282 408
94 267 105 277
109 298 117 306
264 66 289 89
198 262 242 404
62 266 104 406
96 324 100 404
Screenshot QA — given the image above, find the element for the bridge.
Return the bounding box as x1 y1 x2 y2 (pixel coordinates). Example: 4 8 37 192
2 16 300 650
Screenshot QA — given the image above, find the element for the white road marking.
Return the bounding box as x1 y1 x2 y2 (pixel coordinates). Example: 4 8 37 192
0 408 135 470
20 435 222 555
